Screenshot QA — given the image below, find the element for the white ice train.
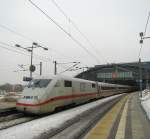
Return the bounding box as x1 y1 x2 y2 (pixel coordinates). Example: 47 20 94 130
16 75 131 114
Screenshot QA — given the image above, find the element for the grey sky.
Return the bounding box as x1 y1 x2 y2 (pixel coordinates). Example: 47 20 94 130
0 0 149 84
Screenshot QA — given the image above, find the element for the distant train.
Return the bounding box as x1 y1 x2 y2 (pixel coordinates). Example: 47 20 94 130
16 75 132 114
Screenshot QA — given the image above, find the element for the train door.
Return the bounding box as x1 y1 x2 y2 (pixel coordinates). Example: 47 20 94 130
72 81 79 104
96 82 101 97
63 80 73 105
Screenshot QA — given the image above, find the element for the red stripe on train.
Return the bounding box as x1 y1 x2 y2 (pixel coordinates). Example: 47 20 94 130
16 92 97 107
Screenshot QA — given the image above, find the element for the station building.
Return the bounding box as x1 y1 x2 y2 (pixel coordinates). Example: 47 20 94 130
75 61 150 89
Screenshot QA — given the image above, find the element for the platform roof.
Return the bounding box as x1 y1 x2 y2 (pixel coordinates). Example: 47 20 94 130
75 61 150 88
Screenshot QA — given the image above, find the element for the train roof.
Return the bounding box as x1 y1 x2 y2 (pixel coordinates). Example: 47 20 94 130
33 75 130 88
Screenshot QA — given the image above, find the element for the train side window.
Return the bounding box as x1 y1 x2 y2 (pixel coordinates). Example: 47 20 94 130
64 80 72 87
28 79 51 88
92 83 96 88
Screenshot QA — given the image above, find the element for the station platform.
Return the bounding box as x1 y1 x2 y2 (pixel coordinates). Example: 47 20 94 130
84 92 150 139
0 101 16 110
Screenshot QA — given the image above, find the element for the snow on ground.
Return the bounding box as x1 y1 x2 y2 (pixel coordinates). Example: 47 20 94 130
0 96 5 101
140 89 150 120
0 94 122 139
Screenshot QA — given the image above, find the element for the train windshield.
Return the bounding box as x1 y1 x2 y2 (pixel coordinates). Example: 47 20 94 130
28 79 51 88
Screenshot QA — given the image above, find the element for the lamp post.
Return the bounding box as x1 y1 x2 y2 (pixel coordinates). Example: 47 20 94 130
15 42 48 78
139 32 150 95
139 32 150 44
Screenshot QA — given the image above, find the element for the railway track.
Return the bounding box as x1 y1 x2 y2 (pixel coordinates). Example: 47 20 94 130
0 108 38 130
0 107 70 130
0 116 37 130
0 107 17 117
35 95 125 139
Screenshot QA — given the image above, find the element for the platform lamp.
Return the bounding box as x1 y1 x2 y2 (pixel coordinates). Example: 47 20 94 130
15 42 48 79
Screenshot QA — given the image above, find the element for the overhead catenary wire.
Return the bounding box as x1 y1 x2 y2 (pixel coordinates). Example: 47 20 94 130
0 41 79 72
144 11 150 36
51 0 68 20
0 14 92 67
0 45 29 56
0 41 29 53
59 63 79 74
0 26 84 74
0 24 34 42
28 0 101 64
0 41 52 62
50 0 108 64
0 2 95 71
0 43 86 75
0 23 77 61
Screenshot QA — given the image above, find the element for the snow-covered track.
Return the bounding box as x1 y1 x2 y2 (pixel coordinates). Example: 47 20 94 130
0 115 37 130
0 108 16 117
0 113 25 123
0 108 40 130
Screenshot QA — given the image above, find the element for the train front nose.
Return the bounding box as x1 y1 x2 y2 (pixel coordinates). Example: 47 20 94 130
16 105 40 114
16 96 41 114
16 82 47 114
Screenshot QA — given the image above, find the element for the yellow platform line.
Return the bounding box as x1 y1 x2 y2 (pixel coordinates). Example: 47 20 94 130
115 98 129 139
84 95 129 139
